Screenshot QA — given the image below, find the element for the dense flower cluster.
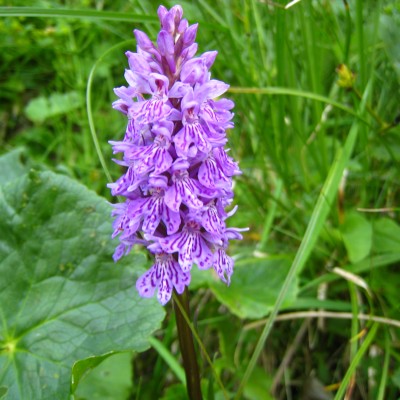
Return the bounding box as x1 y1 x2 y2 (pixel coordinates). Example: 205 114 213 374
109 4 245 305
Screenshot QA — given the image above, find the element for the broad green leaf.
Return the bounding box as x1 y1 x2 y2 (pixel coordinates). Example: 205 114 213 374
372 218 400 254
0 168 165 400
210 257 298 319
71 352 117 394
0 148 29 186
340 212 372 263
73 352 133 400
25 91 83 123
0 387 7 399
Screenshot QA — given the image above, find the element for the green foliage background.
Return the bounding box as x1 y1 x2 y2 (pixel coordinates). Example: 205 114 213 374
1 0 399 399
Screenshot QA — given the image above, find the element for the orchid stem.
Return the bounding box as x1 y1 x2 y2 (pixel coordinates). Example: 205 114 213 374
173 288 202 400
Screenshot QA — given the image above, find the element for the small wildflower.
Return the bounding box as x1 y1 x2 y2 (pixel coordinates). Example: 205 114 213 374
336 64 356 89
109 5 246 305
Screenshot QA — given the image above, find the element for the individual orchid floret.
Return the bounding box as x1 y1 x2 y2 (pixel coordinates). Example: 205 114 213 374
109 4 246 305
164 159 203 212
136 251 191 305
159 217 214 273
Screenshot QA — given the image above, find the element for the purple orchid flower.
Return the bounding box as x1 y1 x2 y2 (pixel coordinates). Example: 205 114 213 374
109 4 246 305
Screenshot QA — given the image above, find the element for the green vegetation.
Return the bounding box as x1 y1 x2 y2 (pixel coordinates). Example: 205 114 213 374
1 0 399 399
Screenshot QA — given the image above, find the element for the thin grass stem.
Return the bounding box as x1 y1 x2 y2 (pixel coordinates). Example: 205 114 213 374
347 283 359 399
376 330 390 400
0 7 157 22
355 0 366 88
244 311 400 330
86 40 133 184
228 86 370 125
258 178 283 251
333 323 379 400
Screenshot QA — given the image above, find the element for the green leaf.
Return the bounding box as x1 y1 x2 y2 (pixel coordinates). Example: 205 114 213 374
210 257 298 319
0 168 165 400
0 387 7 399
73 352 133 400
25 91 83 123
0 148 29 186
71 352 117 394
340 212 372 263
372 218 400 254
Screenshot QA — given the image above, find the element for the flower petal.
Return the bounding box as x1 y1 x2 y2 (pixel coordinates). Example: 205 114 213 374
136 268 157 298
213 248 233 284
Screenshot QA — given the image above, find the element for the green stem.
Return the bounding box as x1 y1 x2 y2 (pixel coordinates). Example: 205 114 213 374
258 178 283 251
173 288 202 400
356 0 366 88
173 292 229 399
352 87 384 126
377 330 390 400
347 282 359 398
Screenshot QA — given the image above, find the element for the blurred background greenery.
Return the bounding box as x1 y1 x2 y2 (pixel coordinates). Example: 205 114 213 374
1 0 400 399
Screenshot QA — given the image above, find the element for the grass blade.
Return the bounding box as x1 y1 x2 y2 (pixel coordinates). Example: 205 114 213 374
228 86 370 125
377 331 390 400
333 323 379 400
0 7 157 22
0 7 228 32
86 40 133 184
148 336 186 385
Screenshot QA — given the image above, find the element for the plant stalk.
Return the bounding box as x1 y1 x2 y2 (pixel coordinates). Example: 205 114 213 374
173 288 202 400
